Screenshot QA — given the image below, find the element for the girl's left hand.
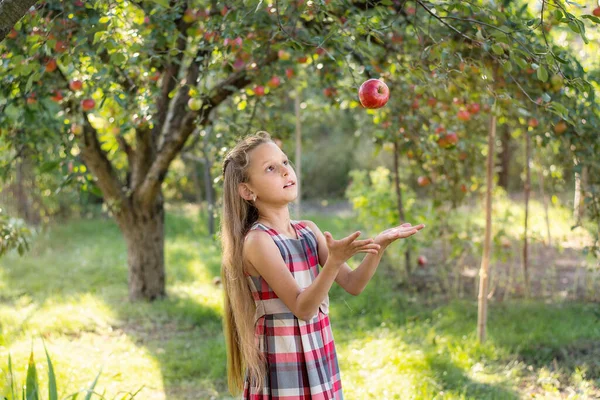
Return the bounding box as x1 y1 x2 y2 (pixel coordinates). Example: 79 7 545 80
373 222 426 252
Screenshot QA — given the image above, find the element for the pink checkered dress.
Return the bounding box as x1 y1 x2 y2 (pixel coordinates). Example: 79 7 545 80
242 220 344 399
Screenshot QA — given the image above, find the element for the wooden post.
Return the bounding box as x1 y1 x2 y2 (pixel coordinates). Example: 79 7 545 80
294 89 302 219
477 107 496 343
392 139 411 275
523 131 531 297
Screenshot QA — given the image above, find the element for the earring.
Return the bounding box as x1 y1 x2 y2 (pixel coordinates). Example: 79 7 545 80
252 195 257 202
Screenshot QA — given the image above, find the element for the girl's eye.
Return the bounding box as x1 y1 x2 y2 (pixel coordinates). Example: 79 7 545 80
283 160 289 165
267 166 273 171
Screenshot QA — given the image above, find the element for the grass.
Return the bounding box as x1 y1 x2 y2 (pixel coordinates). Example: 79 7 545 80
0 200 598 399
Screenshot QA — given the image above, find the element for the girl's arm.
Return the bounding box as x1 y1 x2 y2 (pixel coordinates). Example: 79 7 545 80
244 229 377 321
303 220 379 296
304 220 424 296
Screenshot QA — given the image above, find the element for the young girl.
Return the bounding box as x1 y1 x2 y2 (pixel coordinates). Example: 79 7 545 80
220 131 425 399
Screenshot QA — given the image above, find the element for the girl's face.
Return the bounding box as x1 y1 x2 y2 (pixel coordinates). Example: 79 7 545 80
240 142 297 205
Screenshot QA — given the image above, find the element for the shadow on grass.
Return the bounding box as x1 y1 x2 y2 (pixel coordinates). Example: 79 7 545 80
0 212 232 398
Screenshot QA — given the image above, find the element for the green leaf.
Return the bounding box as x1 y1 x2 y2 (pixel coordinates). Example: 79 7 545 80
83 367 102 400
537 66 548 82
148 0 169 7
582 14 600 24
514 56 528 69
491 44 504 55
541 93 551 102
554 9 563 20
42 339 58 400
25 349 39 400
549 102 568 118
568 20 580 33
502 61 512 74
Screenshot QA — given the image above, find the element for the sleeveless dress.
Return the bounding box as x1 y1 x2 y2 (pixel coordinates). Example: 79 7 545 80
242 220 344 400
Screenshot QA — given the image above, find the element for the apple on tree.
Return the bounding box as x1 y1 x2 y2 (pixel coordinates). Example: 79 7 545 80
358 79 390 109
417 176 431 187
267 76 281 89
81 99 95 111
554 120 567 135
254 85 265 96
69 79 83 91
417 255 427 267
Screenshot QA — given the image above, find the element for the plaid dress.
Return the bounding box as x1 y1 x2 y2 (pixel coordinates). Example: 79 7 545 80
243 220 344 400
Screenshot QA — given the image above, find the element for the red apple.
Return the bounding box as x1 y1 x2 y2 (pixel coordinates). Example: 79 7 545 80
315 47 326 55
417 176 431 187
528 118 539 128
445 132 458 146
323 87 337 98
358 79 390 109
554 120 567 135
267 76 281 88
54 41 67 53
51 90 63 102
285 68 294 79
45 58 57 73
406 7 416 15
278 50 291 61
69 80 83 91
417 255 427 266
81 98 95 111
467 103 480 114
254 85 265 96
297 56 308 64
221 6 229 16
232 58 245 71
457 109 471 121
149 72 161 82
26 93 37 104
594 7 600 17
435 126 445 134
460 184 468 193
427 97 437 107
7 29 18 39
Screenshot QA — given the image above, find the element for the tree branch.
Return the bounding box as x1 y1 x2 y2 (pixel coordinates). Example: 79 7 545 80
137 50 279 207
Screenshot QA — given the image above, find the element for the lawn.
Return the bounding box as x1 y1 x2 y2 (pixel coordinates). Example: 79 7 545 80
0 200 598 399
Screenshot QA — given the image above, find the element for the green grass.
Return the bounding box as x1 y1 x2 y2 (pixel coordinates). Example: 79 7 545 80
0 203 598 399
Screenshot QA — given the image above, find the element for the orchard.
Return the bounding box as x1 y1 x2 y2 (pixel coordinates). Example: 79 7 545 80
1 1 600 399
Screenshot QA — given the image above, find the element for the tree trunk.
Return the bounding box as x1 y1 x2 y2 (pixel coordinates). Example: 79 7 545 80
203 153 215 236
497 125 511 190
477 109 496 344
294 88 302 219
0 0 39 42
537 160 552 247
522 131 531 297
120 196 166 301
392 139 411 275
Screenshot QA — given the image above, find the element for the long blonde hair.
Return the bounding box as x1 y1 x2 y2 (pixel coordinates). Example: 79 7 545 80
220 130 272 394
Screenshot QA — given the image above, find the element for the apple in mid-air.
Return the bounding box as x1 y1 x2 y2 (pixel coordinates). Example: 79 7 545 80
358 79 390 109
418 255 427 267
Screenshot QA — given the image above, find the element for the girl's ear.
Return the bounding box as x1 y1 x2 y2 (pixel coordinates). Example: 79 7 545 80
238 182 254 201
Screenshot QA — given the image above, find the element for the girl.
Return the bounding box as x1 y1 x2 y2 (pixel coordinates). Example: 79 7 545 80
220 131 425 399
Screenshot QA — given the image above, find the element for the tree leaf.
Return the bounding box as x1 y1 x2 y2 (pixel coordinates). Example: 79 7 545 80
537 66 548 82
491 44 504 55
147 0 169 8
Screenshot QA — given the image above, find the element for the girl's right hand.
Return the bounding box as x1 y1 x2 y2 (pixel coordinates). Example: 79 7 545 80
323 231 381 266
